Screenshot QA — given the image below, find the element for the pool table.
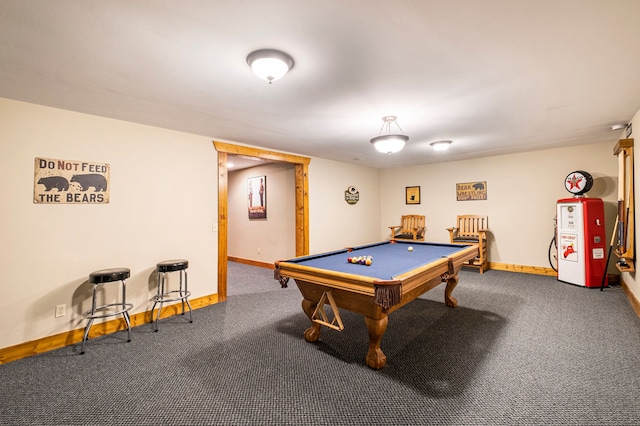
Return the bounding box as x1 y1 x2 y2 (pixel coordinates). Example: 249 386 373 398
274 240 478 369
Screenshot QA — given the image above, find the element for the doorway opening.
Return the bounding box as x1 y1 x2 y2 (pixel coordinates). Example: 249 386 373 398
213 141 310 302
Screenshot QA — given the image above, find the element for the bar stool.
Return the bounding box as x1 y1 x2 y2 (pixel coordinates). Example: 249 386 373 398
151 259 193 331
81 267 133 354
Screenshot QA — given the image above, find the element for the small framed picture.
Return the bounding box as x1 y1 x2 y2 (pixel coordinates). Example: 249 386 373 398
405 186 420 204
248 175 267 219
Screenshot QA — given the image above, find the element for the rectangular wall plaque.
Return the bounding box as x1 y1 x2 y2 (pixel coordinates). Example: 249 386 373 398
456 181 487 201
34 157 110 204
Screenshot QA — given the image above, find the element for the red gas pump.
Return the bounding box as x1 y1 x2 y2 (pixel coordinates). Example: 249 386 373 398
556 171 607 288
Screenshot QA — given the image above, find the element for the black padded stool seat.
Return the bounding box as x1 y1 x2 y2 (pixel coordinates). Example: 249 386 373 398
157 259 189 273
82 267 133 354
89 268 130 284
151 259 192 331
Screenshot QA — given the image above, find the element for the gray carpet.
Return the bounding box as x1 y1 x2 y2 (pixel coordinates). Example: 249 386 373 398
1 266 639 425
227 261 277 296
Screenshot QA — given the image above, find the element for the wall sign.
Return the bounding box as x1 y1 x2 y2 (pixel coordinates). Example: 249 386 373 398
564 170 593 195
456 181 487 201
34 157 110 204
345 185 359 205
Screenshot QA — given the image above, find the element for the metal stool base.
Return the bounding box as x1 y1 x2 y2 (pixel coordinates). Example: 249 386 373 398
151 260 193 331
82 268 133 354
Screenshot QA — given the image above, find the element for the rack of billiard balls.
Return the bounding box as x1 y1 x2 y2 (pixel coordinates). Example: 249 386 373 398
347 255 373 266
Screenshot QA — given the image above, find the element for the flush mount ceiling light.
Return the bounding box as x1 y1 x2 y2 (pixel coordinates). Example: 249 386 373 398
370 116 409 154
430 140 452 151
246 49 294 84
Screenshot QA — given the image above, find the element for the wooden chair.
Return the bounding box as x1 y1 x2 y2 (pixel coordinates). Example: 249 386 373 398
389 215 426 241
447 215 489 273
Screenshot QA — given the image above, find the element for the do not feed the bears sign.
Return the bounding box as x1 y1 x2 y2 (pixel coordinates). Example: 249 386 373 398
34 157 110 204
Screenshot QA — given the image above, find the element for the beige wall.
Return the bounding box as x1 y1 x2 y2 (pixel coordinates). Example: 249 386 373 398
228 156 383 257
308 158 381 253
1 95 638 353
228 162 296 262
0 98 218 349
380 143 619 270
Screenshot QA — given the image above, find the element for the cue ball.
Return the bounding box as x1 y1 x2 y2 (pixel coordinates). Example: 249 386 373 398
408 246 414 252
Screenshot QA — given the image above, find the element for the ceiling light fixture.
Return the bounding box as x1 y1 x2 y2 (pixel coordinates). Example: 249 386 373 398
370 116 409 154
246 49 294 84
430 140 452 151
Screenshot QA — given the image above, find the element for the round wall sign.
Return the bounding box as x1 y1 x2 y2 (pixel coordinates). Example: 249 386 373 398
345 185 359 204
564 170 593 195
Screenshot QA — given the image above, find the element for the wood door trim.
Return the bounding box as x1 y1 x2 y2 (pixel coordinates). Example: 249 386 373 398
213 141 310 301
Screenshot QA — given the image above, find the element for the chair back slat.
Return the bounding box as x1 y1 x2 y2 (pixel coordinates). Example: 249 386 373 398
403 215 424 231
390 215 426 241
447 214 489 273
457 215 488 238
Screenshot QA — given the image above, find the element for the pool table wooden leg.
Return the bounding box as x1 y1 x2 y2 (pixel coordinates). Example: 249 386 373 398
364 315 388 369
301 299 321 342
444 274 459 308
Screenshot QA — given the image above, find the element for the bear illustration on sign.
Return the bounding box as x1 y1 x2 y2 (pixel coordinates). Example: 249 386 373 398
71 174 108 192
37 176 69 191
473 182 485 191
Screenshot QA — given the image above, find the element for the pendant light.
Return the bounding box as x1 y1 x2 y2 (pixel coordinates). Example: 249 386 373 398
370 116 409 154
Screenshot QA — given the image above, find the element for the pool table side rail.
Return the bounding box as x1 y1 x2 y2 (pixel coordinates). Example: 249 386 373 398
274 244 478 310
274 261 382 297
279 241 392 264
393 244 478 286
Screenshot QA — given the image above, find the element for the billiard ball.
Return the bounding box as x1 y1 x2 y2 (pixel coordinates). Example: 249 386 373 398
408 246 414 252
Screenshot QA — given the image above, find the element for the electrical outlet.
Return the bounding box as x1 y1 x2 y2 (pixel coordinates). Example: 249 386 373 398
257 248 261 255
55 304 66 318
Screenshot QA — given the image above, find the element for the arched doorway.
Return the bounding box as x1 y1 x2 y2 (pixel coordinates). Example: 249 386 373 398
213 141 310 301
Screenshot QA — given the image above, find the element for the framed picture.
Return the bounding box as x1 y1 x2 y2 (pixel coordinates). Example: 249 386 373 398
405 186 420 204
248 176 266 219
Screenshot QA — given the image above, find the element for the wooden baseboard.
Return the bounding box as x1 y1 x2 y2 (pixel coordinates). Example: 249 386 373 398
0 293 218 365
228 256 274 270
3 259 638 364
488 262 557 276
229 258 557 276
230 259 637 316
620 276 640 317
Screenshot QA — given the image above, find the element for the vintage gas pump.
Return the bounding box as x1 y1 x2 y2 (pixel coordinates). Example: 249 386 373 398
556 171 607 287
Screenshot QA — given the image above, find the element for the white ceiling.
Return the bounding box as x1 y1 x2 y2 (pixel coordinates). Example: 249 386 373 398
1 1 639 169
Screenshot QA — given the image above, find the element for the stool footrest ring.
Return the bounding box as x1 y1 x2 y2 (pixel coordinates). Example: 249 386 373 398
152 263 192 331
83 302 133 320
152 290 191 304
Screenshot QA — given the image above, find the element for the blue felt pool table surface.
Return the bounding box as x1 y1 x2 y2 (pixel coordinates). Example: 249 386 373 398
282 240 471 280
